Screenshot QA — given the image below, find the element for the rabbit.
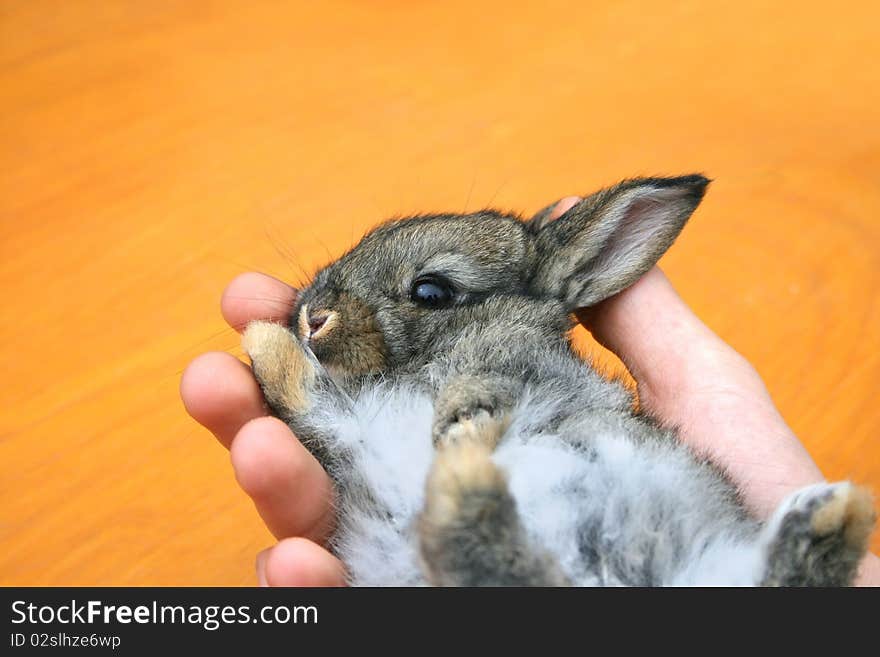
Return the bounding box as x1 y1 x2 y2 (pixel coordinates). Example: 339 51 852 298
241 174 875 586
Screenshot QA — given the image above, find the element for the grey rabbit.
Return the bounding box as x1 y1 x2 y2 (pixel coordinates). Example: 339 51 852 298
242 175 875 586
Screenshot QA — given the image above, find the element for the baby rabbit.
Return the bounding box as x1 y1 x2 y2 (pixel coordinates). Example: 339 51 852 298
242 175 875 586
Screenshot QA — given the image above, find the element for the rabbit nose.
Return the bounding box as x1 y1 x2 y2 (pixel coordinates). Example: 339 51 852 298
298 304 337 340
309 314 328 335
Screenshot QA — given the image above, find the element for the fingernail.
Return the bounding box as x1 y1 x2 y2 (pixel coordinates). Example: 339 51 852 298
256 547 270 587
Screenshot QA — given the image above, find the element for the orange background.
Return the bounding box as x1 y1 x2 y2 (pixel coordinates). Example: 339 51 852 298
2 1 878 585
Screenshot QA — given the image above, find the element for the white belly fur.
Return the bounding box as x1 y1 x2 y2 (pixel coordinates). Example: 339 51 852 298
324 386 763 586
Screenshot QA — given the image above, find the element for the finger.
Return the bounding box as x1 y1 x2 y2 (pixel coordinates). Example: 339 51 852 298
548 196 581 221
856 553 880 587
221 272 298 332
579 267 824 516
180 352 267 449
255 548 270 587
230 416 335 543
262 538 347 587
577 266 755 411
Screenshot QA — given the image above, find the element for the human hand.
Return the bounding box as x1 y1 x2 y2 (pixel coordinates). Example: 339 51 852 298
550 196 879 586
180 273 346 586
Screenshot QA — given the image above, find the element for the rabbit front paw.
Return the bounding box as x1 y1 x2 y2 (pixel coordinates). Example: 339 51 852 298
432 377 515 448
242 320 316 417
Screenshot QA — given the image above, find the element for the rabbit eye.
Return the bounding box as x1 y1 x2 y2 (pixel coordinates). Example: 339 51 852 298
410 277 454 308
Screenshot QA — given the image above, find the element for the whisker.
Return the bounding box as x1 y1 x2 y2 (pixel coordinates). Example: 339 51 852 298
263 222 313 284
208 253 281 278
222 295 298 307
307 231 334 268
485 175 513 210
166 328 244 368
463 171 478 213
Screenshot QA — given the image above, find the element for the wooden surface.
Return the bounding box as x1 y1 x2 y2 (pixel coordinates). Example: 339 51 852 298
2 1 879 585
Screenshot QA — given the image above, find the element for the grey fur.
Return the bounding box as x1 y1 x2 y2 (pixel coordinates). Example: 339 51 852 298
243 175 875 586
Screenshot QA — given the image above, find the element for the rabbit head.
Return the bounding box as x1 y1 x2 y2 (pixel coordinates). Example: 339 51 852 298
290 175 709 376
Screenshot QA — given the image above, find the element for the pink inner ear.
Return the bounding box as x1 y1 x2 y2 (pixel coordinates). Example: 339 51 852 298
529 177 706 309
601 196 668 262
570 186 696 306
589 188 687 272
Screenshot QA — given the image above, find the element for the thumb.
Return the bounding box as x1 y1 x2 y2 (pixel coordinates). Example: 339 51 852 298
577 266 746 413
579 266 824 518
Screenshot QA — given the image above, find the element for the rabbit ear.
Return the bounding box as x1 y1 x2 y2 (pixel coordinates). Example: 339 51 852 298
528 175 709 309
